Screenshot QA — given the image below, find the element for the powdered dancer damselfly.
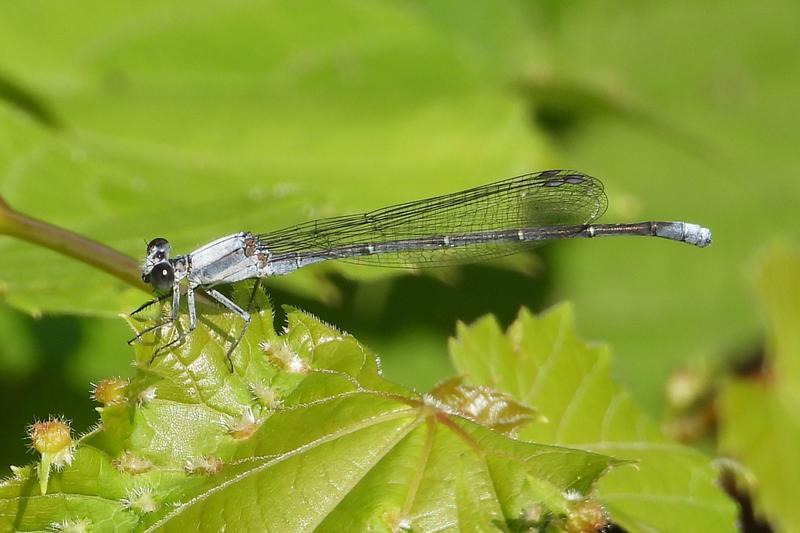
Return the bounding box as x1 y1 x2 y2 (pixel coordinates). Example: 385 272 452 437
133 170 711 367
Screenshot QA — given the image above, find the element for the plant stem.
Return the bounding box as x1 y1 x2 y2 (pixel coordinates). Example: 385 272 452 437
0 195 149 292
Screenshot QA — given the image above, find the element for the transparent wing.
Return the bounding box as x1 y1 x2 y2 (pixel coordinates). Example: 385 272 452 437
257 170 608 268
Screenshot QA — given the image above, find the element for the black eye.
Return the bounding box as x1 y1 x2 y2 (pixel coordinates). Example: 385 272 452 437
149 262 175 292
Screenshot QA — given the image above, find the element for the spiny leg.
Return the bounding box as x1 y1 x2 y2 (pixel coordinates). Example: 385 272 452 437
130 293 170 317
132 284 181 363
128 319 173 347
148 284 195 363
167 286 197 355
246 278 263 312
171 281 181 320
204 288 250 372
128 292 173 345
149 323 186 363
187 285 197 332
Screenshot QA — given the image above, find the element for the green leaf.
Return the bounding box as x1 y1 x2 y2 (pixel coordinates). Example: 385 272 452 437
449 303 738 532
0 0 542 317
0 291 619 531
718 245 800 531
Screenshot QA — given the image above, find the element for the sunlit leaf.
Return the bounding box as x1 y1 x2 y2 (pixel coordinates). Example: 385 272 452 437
0 292 619 531
450 303 738 532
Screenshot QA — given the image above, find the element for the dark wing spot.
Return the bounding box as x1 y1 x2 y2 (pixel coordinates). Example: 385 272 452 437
563 174 586 184
538 169 562 179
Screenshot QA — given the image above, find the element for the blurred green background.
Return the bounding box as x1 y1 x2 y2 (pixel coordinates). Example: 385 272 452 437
0 0 796 514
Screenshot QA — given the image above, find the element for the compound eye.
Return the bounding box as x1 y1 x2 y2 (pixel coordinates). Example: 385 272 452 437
149 262 175 292
146 238 171 260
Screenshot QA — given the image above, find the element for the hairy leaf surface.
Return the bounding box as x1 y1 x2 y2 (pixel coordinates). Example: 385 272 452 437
0 295 618 531
450 303 737 532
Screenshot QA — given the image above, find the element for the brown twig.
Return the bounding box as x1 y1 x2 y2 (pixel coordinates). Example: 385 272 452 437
0 194 150 293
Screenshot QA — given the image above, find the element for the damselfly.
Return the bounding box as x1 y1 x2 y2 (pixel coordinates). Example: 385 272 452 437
133 170 711 367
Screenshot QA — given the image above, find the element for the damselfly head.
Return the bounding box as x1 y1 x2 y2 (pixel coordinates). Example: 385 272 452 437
142 238 173 290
